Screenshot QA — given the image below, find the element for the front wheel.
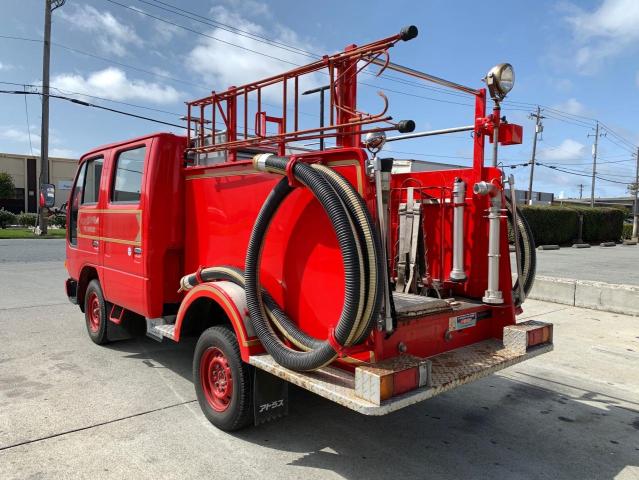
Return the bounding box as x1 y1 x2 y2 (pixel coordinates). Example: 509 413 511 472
84 279 109 345
193 326 253 431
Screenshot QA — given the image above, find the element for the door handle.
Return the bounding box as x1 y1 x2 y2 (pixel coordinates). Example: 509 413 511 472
92 240 99 249
133 247 142 255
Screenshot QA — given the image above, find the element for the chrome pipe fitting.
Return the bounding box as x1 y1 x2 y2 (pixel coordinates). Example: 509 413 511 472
449 178 467 282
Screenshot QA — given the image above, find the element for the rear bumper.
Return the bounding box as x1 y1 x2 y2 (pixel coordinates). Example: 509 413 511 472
249 320 553 416
65 278 78 305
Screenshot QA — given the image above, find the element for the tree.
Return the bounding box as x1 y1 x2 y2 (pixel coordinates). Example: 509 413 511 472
0 172 15 199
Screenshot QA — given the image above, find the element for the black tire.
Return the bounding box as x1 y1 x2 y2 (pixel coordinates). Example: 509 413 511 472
193 326 253 431
84 279 109 345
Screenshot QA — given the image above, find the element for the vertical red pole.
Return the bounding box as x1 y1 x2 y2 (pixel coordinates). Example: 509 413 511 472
212 95 216 145
328 61 334 127
294 76 299 131
282 77 287 134
335 44 360 148
199 104 204 149
473 88 487 179
244 90 248 140
186 103 191 147
227 86 237 162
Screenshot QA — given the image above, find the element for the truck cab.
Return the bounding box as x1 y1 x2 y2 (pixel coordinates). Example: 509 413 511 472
65 133 186 323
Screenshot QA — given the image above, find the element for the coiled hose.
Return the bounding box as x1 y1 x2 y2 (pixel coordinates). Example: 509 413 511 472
180 154 384 371
507 200 536 304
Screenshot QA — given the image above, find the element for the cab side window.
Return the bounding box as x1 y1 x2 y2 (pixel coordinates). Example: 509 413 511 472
112 146 146 203
69 162 87 245
81 157 104 205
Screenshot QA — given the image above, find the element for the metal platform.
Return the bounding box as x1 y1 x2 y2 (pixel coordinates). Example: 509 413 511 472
392 292 453 318
249 336 553 415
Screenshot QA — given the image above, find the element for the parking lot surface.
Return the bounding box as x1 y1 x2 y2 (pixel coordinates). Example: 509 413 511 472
512 244 639 285
0 240 638 479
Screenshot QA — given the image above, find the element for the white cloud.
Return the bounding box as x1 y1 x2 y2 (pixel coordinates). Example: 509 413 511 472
59 5 142 57
564 0 639 72
0 127 77 157
551 98 588 116
0 127 37 144
186 6 320 99
0 61 14 71
49 148 78 158
538 138 586 162
51 67 181 104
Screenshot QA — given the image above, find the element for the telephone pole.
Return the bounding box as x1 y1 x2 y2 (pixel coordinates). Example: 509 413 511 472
588 121 603 208
527 106 544 204
633 147 639 240
38 0 65 235
578 183 584 199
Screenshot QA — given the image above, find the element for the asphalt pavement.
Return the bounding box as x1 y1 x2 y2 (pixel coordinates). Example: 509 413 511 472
0 240 638 479
512 244 639 285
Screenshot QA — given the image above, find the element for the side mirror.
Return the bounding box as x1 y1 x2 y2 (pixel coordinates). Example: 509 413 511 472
40 183 56 209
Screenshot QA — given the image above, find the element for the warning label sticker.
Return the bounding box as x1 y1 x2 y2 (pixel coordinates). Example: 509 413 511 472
448 312 478 332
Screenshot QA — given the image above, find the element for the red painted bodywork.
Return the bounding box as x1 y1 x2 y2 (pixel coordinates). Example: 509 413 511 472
65 33 524 368
66 133 186 319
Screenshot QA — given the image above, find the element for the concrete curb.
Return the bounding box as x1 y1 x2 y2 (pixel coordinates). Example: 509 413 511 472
527 275 639 317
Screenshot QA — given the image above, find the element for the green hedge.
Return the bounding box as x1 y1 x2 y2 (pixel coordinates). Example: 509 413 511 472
0 208 16 228
622 224 634 240
518 205 625 245
518 206 579 245
16 212 37 227
568 206 625 243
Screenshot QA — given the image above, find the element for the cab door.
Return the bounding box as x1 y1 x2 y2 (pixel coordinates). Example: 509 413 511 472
67 156 105 279
101 142 149 314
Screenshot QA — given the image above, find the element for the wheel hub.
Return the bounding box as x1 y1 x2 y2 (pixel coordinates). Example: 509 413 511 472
87 292 100 333
200 347 233 412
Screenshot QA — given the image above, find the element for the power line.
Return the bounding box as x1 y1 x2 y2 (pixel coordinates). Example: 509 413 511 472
101 0 477 109
0 33 205 90
133 0 317 59
0 89 186 129
129 0 474 100
0 80 183 117
537 162 631 185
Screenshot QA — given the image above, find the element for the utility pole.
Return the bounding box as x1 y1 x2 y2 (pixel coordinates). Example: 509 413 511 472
38 0 65 235
527 106 544 204
578 183 584 199
588 121 603 208
633 147 639 240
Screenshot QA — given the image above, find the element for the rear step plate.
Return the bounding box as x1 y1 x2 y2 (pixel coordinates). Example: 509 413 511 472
249 338 552 416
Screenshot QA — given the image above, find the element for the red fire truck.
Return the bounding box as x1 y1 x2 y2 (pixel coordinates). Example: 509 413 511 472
64 26 552 431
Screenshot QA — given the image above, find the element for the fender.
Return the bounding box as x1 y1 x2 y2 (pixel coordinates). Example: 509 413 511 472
174 281 262 361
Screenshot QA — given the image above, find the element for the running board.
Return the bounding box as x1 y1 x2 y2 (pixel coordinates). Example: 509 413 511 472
248 321 553 416
145 316 177 341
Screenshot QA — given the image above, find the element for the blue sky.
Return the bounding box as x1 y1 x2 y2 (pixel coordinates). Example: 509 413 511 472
1 0 638 198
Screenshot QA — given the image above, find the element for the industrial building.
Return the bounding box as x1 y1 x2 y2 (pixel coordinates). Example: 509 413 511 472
0 152 77 213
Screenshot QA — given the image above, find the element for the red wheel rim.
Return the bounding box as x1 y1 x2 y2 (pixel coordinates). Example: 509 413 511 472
200 347 233 412
87 292 101 333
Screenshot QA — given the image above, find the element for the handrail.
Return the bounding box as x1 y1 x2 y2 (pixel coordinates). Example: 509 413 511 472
386 125 475 142
365 57 480 96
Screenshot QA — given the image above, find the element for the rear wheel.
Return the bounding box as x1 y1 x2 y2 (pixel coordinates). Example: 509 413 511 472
193 326 253 431
84 279 109 345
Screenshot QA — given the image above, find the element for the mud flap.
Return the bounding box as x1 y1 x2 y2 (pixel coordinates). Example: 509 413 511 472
253 368 288 426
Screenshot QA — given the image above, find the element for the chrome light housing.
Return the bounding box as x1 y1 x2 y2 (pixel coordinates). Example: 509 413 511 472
364 131 387 152
485 63 515 101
